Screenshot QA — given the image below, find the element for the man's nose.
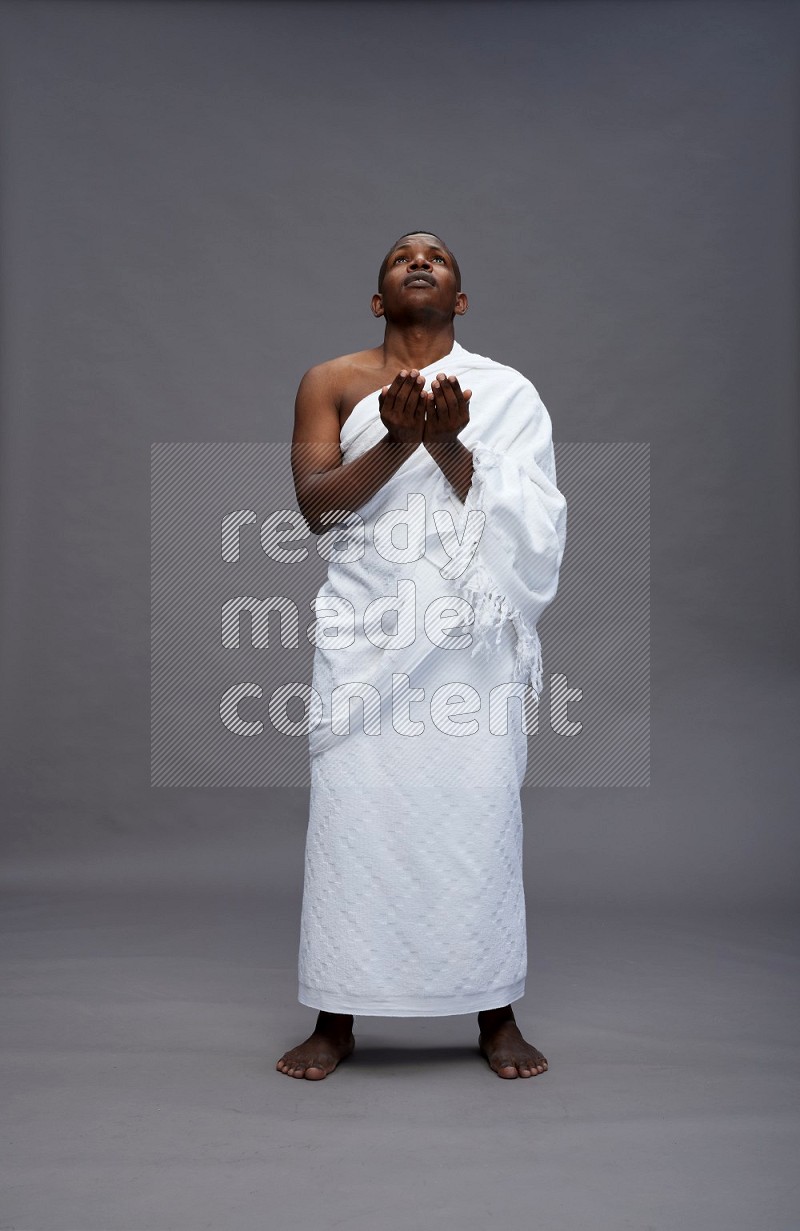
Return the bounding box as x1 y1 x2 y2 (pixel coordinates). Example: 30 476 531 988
408 252 432 270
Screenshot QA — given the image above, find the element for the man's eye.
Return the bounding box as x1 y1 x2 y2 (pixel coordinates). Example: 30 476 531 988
433 256 446 263
394 256 407 263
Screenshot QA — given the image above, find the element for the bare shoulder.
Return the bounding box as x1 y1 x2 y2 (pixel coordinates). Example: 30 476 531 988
294 346 389 435
297 346 383 398
293 346 384 444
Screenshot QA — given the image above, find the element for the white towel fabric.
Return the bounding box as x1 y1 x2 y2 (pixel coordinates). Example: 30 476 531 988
298 340 567 1016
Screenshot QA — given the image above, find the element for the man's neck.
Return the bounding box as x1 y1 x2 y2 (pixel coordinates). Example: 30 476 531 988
380 323 457 372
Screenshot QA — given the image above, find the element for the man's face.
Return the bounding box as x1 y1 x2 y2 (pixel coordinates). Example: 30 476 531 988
373 233 467 324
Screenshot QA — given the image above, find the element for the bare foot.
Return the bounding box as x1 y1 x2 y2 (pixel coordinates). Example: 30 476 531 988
276 1011 355 1080
477 1005 548 1079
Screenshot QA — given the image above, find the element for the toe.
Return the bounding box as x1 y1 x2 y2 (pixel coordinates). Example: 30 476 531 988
495 1060 519 1078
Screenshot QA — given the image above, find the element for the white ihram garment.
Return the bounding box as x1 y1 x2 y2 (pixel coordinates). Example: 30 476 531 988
298 340 567 1016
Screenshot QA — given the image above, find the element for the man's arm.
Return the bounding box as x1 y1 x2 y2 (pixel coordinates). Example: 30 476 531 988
290 365 425 535
422 373 474 503
424 438 474 504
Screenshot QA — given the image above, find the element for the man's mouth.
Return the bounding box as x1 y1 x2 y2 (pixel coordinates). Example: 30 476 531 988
404 273 436 288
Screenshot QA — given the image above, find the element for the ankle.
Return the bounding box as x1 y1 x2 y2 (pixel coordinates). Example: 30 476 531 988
316 1010 354 1035
478 1004 515 1029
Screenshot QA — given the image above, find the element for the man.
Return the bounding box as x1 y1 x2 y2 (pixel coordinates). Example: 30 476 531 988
277 231 567 1079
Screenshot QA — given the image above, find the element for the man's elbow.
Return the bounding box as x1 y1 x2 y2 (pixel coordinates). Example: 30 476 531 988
296 503 325 536
296 499 338 537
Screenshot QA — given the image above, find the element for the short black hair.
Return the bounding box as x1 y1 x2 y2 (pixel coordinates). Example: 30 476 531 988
377 231 461 292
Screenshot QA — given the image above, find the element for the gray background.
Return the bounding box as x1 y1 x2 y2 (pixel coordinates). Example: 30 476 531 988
1 2 798 1229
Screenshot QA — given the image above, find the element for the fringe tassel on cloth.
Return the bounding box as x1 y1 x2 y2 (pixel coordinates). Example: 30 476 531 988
449 442 545 697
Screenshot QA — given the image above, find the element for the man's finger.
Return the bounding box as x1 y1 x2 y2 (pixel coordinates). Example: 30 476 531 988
391 370 416 415
398 371 425 417
407 378 426 422
446 375 470 404
381 372 415 420
445 375 472 402
440 376 472 415
432 375 458 417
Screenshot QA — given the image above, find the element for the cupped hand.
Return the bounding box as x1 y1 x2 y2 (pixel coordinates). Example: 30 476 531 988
422 372 472 446
379 370 427 446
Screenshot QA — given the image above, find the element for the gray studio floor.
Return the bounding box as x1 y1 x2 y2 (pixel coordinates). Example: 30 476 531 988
2 866 798 1231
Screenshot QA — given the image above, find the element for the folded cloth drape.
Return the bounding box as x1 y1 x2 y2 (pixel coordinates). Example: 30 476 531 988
298 339 568 1017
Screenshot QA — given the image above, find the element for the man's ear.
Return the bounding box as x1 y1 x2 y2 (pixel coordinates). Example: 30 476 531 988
371 293 385 319
454 292 469 317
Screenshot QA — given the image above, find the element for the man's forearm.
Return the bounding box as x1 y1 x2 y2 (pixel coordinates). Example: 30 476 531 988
302 433 419 534
424 438 474 504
